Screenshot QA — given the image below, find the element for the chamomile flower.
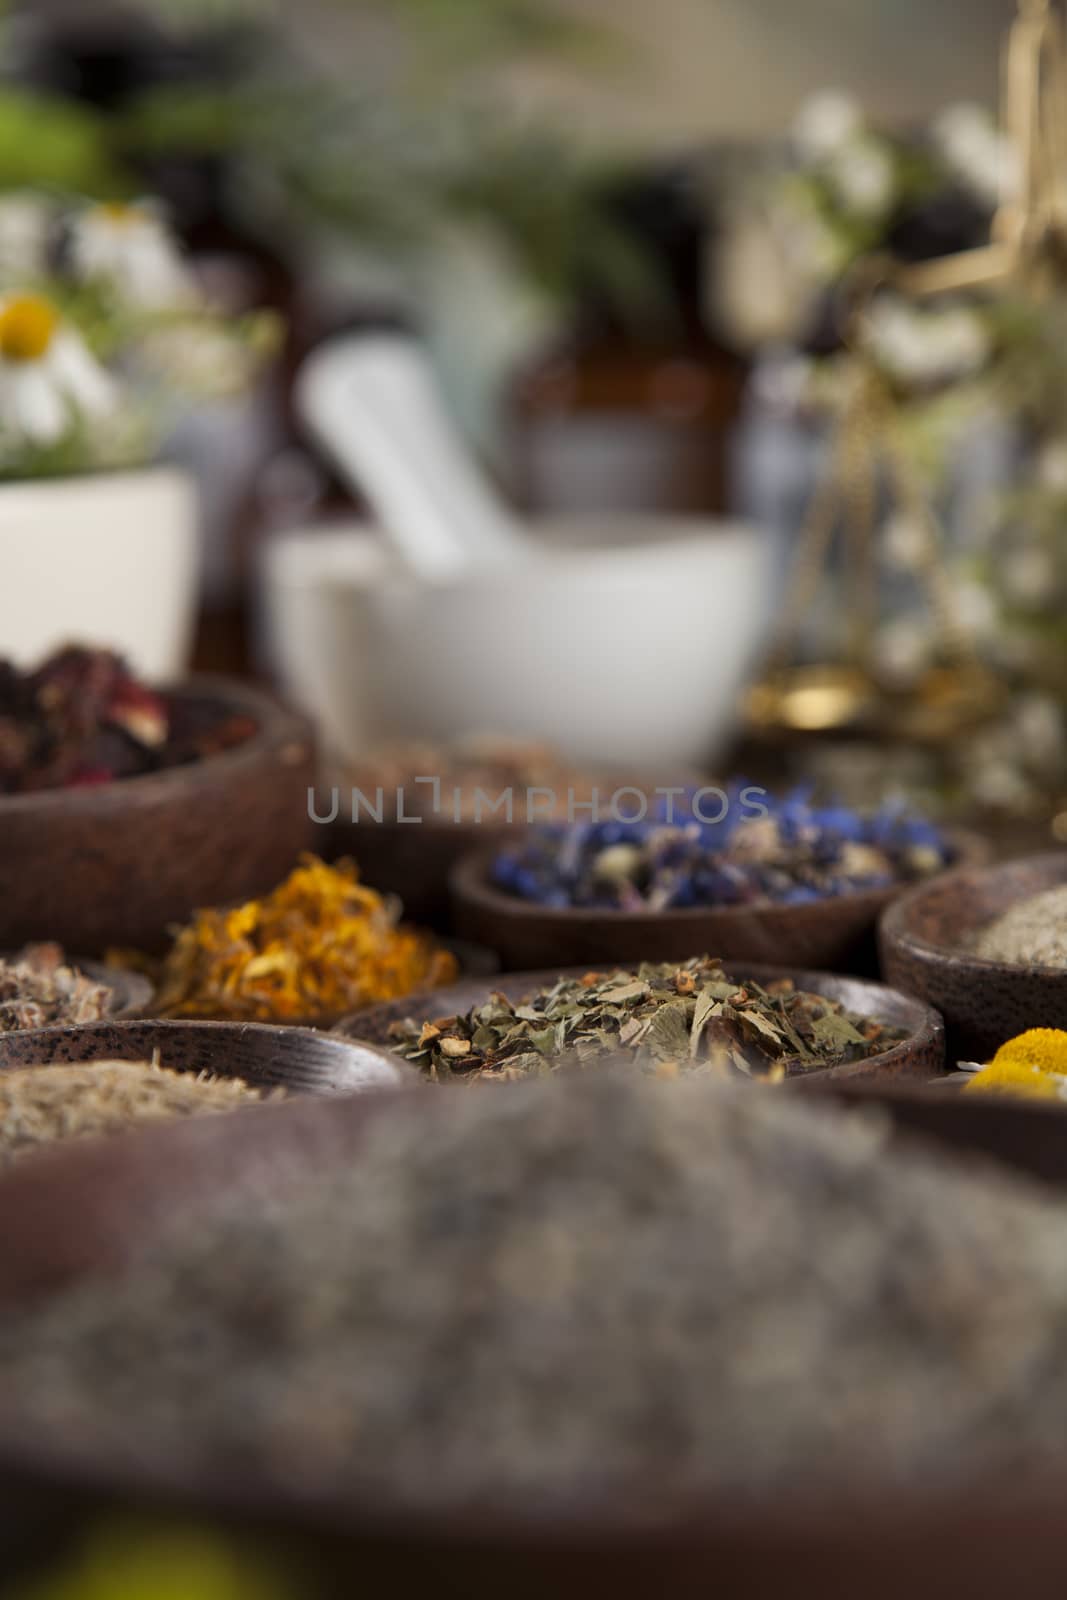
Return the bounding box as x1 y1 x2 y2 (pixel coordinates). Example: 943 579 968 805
71 200 196 310
792 91 863 163
872 618 931 686
933 103 1019 210
864 298 991 386
0 293 115 447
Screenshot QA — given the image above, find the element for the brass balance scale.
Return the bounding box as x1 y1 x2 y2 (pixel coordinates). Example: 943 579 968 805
746 0 1067 747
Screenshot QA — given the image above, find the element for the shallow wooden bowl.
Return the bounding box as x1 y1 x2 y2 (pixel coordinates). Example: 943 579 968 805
341 962 945 1088
0 1017 409 1097
450 832 988 977
0 677 315 956
0 1083 1065 1596
879 851 1067 1062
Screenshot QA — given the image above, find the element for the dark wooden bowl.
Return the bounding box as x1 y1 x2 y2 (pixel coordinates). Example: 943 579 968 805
879 851 1067 1062
0 1083 1065 1596
0 1018 410 1097
0 677 315 957
450 832 988 977
340 962 945 1087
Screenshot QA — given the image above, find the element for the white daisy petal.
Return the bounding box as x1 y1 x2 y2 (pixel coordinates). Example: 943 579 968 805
793 91 863 162
0 293 119 452
72 203 197 310
10 365 67 445
49 332 116 417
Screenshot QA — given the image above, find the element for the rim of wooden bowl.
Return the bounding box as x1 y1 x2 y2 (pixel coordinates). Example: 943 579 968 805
451 827 989 933
0 675 313 819
880 851 1067 978
0 1017 411 1097
339 960 945 1088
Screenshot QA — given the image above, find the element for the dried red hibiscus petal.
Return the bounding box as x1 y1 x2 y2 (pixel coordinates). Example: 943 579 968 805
0 647 256 795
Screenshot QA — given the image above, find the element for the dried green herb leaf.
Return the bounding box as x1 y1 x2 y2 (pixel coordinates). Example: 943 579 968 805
597 981 648 1007
525 1025 559 1056
647 1000 690 1062
388 956 903 1083
737 1007 786 1047
689 990 719 1058
810 1013 867 1052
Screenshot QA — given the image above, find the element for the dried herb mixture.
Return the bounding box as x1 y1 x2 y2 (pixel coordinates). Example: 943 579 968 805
0 646 255 794
151 855 457 1022
8 1073 1067 1510
492 788 953 910
973 884 1067 968
387 957 903 1082
0 1059 269 1165
0 943 111 1032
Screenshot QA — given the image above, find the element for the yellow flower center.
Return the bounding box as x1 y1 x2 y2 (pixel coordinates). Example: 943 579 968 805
991 1028 1067 1075
0 294 58 362
964 1058 1063 1099
97 201 140 227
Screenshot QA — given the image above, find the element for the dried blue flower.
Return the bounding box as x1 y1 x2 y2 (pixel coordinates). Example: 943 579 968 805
490 786 954 911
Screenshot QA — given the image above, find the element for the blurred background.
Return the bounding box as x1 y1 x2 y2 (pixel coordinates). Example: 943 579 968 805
4 0 1061 827
0 0 1011 634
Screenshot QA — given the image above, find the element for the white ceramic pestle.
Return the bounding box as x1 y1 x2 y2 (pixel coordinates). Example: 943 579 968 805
295 331 529 581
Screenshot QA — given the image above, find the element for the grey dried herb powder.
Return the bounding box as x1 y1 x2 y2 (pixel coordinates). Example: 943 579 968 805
3 1072 1067 1514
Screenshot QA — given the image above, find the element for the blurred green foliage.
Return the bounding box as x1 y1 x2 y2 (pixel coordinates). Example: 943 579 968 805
120 81 662 316
0 0 662 324
0 91 125 197
121 0 610 63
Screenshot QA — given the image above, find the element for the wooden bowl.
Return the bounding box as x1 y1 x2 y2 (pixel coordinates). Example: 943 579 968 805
879 850 1067 1062
821 1074 1067 1178
0 677 315 957
450 832 988 977
340 962 945 1088
0 1017 410 1096
0 1084 1065 1596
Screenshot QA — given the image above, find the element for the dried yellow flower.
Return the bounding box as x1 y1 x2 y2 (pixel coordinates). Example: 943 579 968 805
990 1029 1067 1076
963 1058 1064 1100
963 1029 1067 1100
153 855 457 1022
